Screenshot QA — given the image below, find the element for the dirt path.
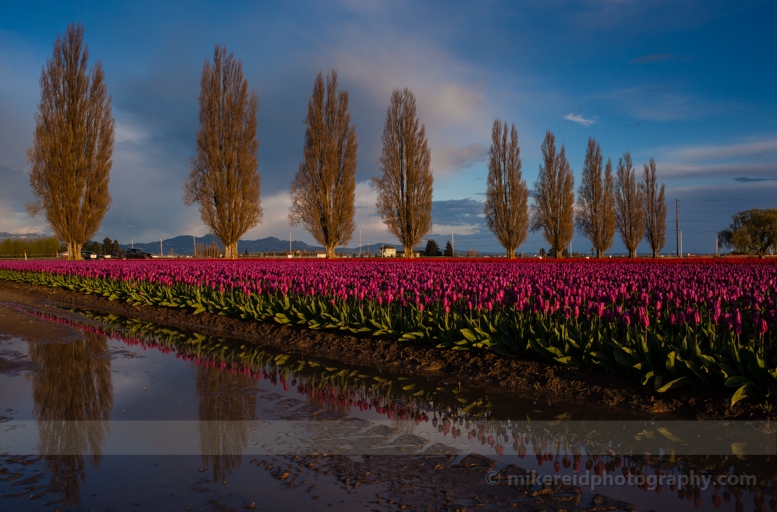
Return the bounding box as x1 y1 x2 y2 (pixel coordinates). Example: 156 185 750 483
0 279 769 421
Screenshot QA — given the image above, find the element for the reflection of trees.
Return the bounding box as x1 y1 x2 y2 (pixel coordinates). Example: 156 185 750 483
196 365 258 481
28 331 113 508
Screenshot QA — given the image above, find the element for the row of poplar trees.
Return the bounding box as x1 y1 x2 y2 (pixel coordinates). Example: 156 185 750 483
486 122 667 258
26 25 432 259
26 25 663 260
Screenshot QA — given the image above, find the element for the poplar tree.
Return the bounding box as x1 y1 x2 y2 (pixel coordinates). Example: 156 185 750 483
289 71 357 258
371 88 433 258
640 158 666 258
576 138 615 257
184 45 262 259
615 153 644 258
27 24 114 260
484 119 529 258
531 131 575 258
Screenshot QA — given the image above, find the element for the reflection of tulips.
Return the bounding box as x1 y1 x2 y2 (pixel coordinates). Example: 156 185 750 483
12 305 777 509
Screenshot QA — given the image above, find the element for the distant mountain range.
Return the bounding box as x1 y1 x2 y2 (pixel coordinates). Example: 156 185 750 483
120 234 403 256
0 232 48 241
2 231 502 256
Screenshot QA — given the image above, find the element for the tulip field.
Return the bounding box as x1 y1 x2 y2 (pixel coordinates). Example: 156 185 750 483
1 258 776 405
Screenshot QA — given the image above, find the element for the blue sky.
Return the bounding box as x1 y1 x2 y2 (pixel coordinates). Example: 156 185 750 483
1 0 776 254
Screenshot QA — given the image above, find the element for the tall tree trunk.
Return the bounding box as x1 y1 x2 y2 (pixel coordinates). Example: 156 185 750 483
404 245 414 258
68 241 84 260
224 242 238 259
325 246 336 259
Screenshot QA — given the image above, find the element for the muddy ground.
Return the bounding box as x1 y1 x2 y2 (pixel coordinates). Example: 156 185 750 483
1 280 772 422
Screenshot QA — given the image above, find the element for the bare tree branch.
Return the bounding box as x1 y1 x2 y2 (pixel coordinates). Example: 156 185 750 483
484 119 529 258
184 45 262 259
640 158 666 258
289 71 357 258
530 131 575 257
371 88 433 258
576 138 615 257
615 153 645 258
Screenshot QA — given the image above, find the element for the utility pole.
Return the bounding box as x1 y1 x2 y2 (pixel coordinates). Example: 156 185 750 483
359 229 362 257
160 239 163 257
289 232 292 256
675 199 679 258
715 235 719 257
451 231 455 257
193 236 196 257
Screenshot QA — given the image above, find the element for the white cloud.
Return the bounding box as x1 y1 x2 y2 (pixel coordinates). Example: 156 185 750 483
0 200 47 234
669 138 777 162
651 136 777 182
114 116 149 145
241 180 390 246
240 189 292 240
327 24 493 179
564 113 597 126
432 143 487 174
657 163 777 181
430 224 481 236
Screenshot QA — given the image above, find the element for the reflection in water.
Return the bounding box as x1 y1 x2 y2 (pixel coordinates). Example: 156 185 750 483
9 304 777 509
28 331 113 508
196 364 258 481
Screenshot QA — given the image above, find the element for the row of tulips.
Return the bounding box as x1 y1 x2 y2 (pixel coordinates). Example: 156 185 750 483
1 259 776 405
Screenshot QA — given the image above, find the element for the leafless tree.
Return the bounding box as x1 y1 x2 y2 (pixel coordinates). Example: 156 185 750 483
615 153 644 258
184 45 262 259
531 131 575 257
371 88 433 258
27 24 114 260
641 158 666 258
484 119 529 258
289 71 357 258
576 138 615 257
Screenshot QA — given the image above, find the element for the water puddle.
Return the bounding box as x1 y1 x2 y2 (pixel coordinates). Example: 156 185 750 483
0 303 775 511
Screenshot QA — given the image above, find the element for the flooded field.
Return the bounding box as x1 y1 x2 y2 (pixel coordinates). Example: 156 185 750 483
1 301 775 511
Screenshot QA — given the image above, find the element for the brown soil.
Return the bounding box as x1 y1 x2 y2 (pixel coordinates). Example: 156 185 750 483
0 279 771 421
